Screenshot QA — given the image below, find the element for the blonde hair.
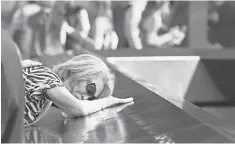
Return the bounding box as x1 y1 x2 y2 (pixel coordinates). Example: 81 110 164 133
52 54 115 98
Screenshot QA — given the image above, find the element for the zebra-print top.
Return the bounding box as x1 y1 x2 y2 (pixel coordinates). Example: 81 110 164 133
22 63 64 126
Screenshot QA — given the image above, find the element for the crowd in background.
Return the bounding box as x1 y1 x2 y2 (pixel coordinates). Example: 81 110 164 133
208 1 235 47
1 1 235 59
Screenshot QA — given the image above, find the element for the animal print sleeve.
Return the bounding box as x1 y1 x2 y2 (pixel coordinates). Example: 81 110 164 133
22 63 64 100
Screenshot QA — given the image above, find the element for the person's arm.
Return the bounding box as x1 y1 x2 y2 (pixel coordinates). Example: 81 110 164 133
124 3 145 50
143 11 173 47
110 31 119 50
47 86 133 117
93 17 106 50
147 27 187 48
77 9 90 37
147 32 174 47
62 21 96 51
169 26 187 46
144 11 187 47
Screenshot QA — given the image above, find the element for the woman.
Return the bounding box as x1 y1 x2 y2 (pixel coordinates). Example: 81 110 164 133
89 1 119 50
24 103 132 143
123 1 147 49
140 1 187 48
62 1 91 52
10 1 54 59
208 1 235 47
22 54 133 127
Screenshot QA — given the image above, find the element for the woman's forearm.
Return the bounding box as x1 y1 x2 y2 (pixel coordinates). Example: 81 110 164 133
47 87 133 118
47 86 105 117
80 96 132 115
47 87 86 117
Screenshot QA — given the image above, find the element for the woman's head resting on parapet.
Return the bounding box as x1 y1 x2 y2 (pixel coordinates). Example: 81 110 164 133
53 54 115 101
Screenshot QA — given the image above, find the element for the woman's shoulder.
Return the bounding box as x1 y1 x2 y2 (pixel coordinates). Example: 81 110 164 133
21 60 56 78
21 60 57 77
22 60 64 94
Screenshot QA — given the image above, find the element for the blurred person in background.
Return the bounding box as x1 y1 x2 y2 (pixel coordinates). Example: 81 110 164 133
123 1 187 49
112 1 131 48
123 1 146 49
59 1 99 54
8 1 96 59
9 1 56 59
89 1 118 50
1 1 25 58
61 1 91 54
168 1 189 47
208 1 224 48
139 1 187 48
1 1 23 31
43 1 68 56
41 1 96 55
208 1 235 48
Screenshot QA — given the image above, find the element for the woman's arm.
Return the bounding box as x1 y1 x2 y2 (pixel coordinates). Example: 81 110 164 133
47 86 133 117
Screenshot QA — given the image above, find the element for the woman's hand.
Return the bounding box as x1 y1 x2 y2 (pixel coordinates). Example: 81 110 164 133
47 86 134 118
76 96 134 116
101 96 134 109
62 96 134 118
